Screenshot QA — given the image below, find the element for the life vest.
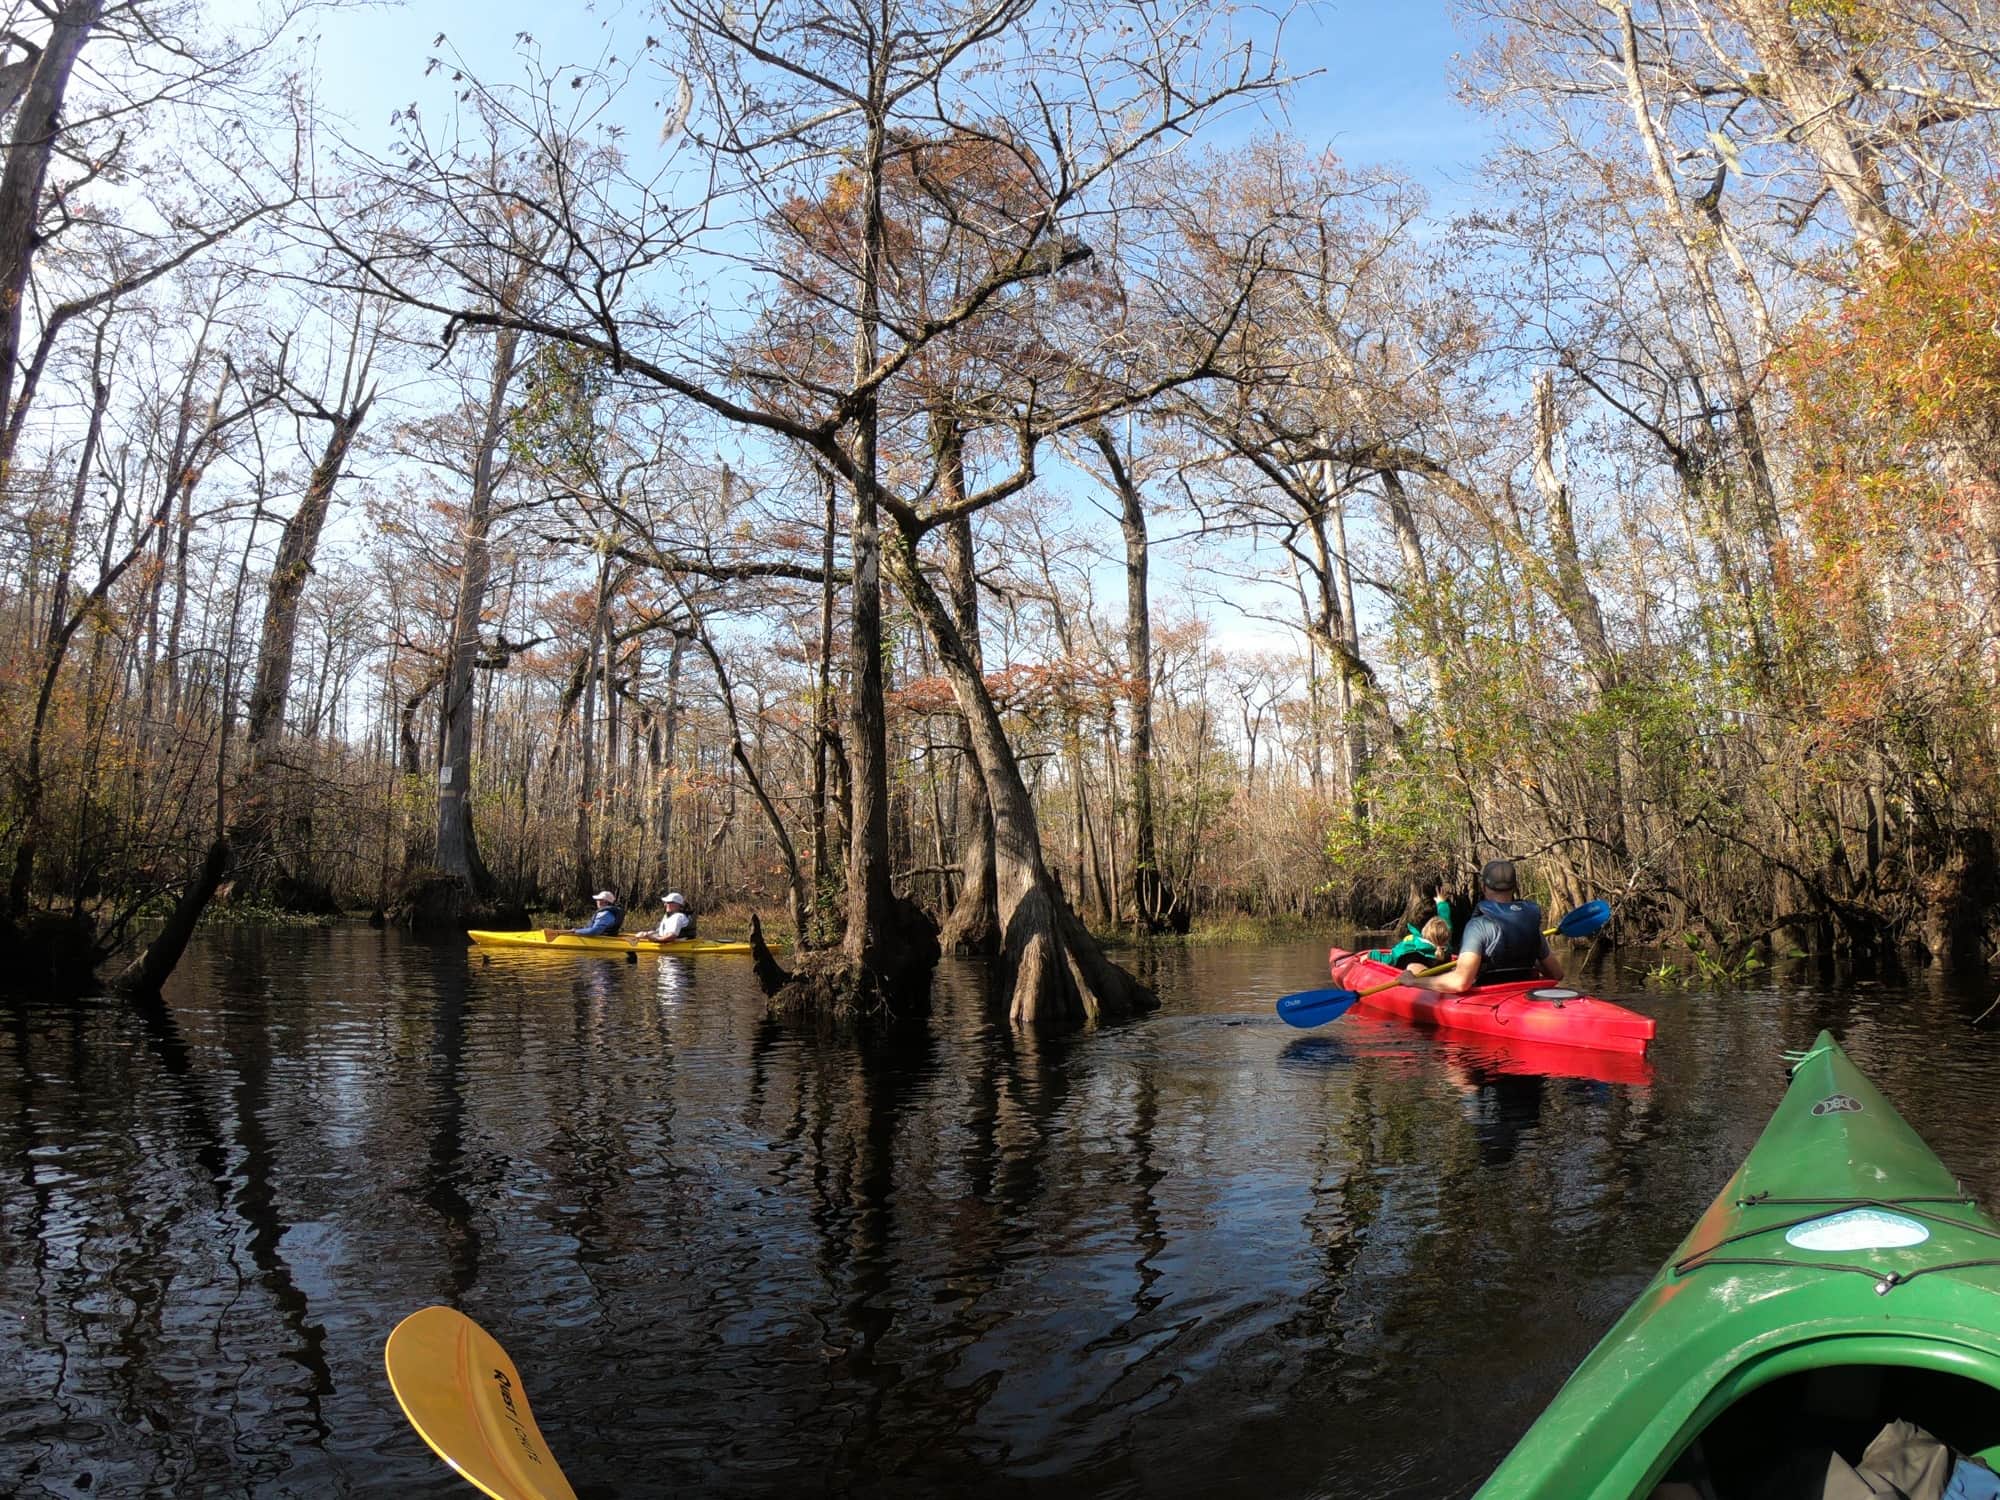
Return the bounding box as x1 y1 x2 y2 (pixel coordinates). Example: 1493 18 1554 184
1466 898 1544 983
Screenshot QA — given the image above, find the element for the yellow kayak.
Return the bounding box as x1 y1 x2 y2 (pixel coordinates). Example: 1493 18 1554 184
465 930 762 956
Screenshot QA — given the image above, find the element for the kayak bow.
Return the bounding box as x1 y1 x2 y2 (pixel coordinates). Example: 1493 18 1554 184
1475 1031 2000 1498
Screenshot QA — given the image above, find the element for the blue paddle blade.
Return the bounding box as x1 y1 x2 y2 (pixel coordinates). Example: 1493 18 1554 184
1552 899 1612 939
1276 987 1361 1029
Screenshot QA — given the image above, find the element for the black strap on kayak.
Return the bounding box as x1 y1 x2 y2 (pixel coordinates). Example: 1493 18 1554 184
1672 1253 2000 1296
1674 1194 2000 1294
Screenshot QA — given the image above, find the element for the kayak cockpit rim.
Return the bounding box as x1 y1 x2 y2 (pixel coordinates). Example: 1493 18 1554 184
1631 1334 2000 1498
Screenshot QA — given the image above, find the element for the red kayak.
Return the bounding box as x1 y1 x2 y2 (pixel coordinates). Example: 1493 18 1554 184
1327 947 1656 1056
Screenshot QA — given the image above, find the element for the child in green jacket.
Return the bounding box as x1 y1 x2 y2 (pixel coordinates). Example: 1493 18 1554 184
1370 895 1455 971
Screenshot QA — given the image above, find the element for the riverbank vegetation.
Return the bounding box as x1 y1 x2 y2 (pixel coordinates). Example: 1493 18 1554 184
3 0 1998 1013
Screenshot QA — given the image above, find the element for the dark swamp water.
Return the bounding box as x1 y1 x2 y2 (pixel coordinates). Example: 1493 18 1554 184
4 929 1999 1499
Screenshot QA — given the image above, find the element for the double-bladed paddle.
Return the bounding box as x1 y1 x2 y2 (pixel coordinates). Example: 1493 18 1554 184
1277 960 1454 1028
1275 899 1615 1031
385 1306 579 1500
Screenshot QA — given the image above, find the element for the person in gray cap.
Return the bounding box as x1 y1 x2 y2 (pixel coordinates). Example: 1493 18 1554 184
1403 859 1562 995
544 889 623 939
640 892 698 943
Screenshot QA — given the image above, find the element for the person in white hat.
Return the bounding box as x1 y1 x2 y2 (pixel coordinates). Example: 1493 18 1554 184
543 890 624 940
641 892 697 943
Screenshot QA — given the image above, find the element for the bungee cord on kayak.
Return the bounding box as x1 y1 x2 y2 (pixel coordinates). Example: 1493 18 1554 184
1671 1256 2000 1298
1672 1194 2000 1291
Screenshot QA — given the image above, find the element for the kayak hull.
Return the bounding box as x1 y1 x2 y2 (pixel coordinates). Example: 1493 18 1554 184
465 930 761 956
1331 1010 1656 1087
1326 947 1655 1055
1475 1031 2000 1498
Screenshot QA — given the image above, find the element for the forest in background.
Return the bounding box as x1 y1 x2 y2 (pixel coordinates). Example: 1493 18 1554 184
4 0 1999 1020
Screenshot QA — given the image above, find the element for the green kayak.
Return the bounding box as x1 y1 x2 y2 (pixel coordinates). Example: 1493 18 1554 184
1477 1031 2000 1499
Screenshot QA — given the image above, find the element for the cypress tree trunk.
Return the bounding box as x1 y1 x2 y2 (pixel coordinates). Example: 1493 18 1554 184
809 471 838 936
835 111 908 990
1092 425 1169 932
232 389 374 877
651 631 686 896
436 327 521 899
885 520 1154 1028
572 554 609 907
7 357 110 916
112 837 229 998
936 426 998 955
0 0 104 466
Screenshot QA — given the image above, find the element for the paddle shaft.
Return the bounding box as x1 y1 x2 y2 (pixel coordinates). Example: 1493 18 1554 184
1346 957 1454 998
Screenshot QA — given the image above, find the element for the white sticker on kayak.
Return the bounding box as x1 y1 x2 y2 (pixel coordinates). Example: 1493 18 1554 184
1785 1209 1930 1252
1812 1093 1863 1116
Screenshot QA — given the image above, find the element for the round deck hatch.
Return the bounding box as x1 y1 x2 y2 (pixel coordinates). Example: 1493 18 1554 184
1527 987 1580 1002
1784 1208 1930 1251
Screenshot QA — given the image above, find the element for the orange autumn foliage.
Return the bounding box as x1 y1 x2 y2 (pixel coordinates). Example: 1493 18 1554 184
1781 209 2000 613
1777 209 2000 767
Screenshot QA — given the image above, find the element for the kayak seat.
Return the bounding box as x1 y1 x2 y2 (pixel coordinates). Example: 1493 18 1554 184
1664 1365 2000 1499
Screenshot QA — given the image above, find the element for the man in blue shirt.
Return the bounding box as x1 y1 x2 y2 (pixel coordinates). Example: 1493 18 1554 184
544 890 623 939
1403 860 1563 995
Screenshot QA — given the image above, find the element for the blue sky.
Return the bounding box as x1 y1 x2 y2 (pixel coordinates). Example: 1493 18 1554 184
284 0 1494 201
1288 3 1494 206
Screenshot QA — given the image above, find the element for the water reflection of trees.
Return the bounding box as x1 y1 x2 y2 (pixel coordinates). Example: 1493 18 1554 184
215 937 337 1458
725 966 1123 1486
535 957 683 1314
415 949 480 1299
0 938 339 1492
1256 1035 1672 1495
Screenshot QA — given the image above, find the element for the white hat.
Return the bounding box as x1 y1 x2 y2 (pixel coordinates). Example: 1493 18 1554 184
593 889 617 902
662 892 686 906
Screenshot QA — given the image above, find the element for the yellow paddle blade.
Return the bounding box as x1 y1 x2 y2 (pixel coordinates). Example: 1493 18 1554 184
384 1306 579 1500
